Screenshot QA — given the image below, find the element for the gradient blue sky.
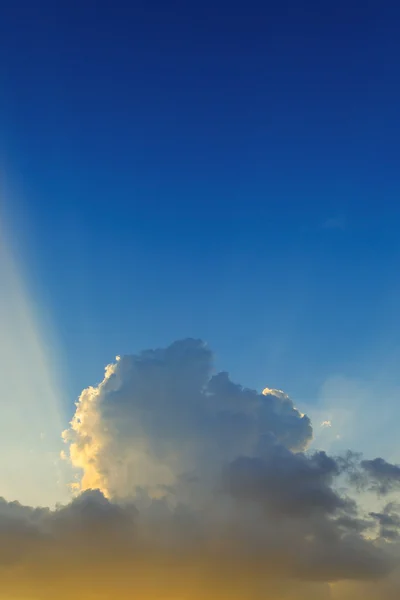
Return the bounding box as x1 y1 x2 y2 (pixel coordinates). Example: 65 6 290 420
1 1 400 447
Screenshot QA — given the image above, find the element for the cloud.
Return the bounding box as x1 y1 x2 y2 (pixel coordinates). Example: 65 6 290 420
62 339 312 500
1 339 400 599
223 441 345 518
361 458 400 495
338 453 400 496
370 504 400 541
0 487 392 600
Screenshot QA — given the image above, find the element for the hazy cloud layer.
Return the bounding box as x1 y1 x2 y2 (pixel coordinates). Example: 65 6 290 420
1 339 400 599
0 487 395 600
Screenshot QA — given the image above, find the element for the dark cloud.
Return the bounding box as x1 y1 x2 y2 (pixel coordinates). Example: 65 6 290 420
370 504 400 541
336 453 400 497
0 486 394 599
224 440 344 517
361 458 400 495
334 514 374 534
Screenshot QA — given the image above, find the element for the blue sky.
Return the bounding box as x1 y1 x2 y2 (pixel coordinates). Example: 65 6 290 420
1 0 400 468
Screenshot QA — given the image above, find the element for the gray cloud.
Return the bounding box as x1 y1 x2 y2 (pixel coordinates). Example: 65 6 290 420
223 440 345 517
336 453 400 497
361 458 400 495
0 486 393 598
370 504 400 541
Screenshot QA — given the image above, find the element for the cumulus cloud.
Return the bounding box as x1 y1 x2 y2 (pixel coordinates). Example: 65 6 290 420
62 339 312 500
1 339 400 599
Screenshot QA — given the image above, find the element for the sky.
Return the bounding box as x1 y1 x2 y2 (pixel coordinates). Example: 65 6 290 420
1 1 400 598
